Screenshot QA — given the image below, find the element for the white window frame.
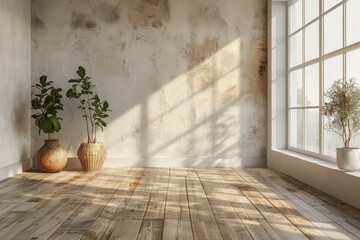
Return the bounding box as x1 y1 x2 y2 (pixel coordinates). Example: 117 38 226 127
287 0 360 162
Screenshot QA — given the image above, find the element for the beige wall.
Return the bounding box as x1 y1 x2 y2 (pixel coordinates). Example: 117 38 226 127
31 0 267 167
0 0 31 180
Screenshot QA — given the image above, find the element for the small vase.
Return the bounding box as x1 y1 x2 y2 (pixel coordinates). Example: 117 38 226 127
37 139 68 173
77 143 107 172
336 147 360 171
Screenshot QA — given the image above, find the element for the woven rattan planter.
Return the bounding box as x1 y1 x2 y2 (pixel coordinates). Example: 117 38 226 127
77 143 107 172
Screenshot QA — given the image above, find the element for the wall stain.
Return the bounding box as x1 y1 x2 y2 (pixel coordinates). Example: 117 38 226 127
184 37 219 68
71 12 97 30
184 36 219 91
97 3 120 24
240 124 264 155
260 146 266 158
127 0 170 29
131 126 143 139
32 14 45 29
248 126 262 141
188 3 228 30
121 42 126 51
186 39 218 93
247 39 267 95
143 0 161 7
151 19 163 28
258 60 266 76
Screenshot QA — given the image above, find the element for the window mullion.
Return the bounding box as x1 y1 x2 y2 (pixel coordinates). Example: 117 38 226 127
344 0 346 50
323 1 344 15
319 0 324 156
289 17 319 38
289 106 319 110
302 0 306 150
343 0 347 81
287 0 291 150
289 41 360 73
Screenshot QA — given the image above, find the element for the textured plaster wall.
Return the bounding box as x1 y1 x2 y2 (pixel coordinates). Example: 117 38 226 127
31 0 267 166
0 0 31 179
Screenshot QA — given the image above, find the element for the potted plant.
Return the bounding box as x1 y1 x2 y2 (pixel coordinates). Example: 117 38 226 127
66 66 111 172
31 75 67 172
322 78 360 171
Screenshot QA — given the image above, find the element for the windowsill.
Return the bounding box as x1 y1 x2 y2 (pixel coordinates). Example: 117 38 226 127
268 148 360 209
271 149 360 178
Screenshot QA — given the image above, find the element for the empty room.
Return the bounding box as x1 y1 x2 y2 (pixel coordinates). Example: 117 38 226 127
1 0 360 239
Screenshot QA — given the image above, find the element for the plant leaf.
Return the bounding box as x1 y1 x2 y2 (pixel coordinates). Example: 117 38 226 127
50 117 61 132
103 101 109 110
40 75 47 85
77 66 85 78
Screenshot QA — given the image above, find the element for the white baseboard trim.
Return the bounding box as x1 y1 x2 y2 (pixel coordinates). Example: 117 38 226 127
65 157 267 170
0 158 33 181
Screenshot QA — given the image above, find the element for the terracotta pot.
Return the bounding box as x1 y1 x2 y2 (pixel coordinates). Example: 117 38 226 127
336 147 360 171
77 143 107 172
37 139 67 173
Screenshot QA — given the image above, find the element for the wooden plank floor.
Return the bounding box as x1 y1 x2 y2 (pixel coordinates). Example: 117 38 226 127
0 168 359 240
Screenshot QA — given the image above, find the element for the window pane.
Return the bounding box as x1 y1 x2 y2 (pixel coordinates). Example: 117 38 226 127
290 69 303 107
305 109 319 152
305 0 319 24
305 21 319 62
290 0 303 34
324 55 343 92
323 120 343 158
346 0 360 45
347 48 360 83
350 135 360 152
323 0 342 13
290 31 303 67
304 63 319 106
324 6 343 54
323 55 343 158
290 109 303 149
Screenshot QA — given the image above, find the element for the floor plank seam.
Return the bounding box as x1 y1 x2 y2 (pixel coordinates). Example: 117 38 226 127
136 168 159 239
185 168 196 240
161 167 171 239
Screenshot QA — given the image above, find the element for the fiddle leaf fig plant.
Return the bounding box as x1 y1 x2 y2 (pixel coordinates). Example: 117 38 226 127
31 75 64 139
66 66 111 143
322 78 360 148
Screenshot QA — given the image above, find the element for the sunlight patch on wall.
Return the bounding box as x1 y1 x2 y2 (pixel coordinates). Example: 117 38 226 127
31 0 267 163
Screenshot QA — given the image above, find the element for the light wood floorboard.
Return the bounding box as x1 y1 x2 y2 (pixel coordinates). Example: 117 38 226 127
0 168 359 239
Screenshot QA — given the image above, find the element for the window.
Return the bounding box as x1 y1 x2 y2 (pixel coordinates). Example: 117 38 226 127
288 0 360 161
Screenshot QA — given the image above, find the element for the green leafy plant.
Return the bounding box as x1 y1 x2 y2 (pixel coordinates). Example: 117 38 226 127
31 75 64 139
322 78 360 148
66 66 111 143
